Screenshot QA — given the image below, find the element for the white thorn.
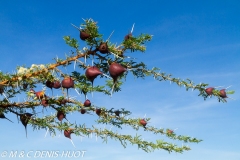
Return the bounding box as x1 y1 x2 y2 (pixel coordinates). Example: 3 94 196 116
228 96 235 100
110 52 124 59
74 60 76 71
110 83 115 97
70 96 77 99
3 93 10 103
225 85 232 89
70 139 76 148
107 30 115 42
64 66 68 72
102 73 111 79
45 128 49 138
214 86 223 89
75 88 81 96
71 23 80 31
51 69 54 75
131 23 135 33
96 134 98 141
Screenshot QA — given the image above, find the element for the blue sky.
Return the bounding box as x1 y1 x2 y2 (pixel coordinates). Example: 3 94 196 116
0 1 240 160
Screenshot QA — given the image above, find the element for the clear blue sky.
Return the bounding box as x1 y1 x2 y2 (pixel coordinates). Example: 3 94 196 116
0 1 240 160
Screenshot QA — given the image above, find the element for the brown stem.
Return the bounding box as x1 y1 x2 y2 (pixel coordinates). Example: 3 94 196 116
0 53 87 86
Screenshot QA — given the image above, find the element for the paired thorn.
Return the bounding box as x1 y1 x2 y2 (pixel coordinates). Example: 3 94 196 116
2 93 10 103
75 88 81 96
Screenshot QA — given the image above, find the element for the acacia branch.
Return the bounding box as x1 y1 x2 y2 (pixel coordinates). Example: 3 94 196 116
0 52 88 86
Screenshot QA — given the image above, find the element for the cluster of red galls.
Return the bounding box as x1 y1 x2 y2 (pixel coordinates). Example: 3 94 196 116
205 87 227 99
48 28 132 140
29 61 127 140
